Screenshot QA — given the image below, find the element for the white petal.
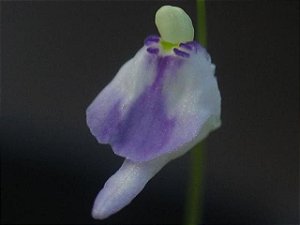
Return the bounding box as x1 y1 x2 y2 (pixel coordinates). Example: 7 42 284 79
91 110 219 220
91 155 169 219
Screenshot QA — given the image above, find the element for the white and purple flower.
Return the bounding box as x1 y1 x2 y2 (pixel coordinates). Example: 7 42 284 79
86 5 221 220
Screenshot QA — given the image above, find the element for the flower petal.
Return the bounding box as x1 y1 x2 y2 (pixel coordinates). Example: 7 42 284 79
91 156 169 220
86 40 221 162
91 108 220 219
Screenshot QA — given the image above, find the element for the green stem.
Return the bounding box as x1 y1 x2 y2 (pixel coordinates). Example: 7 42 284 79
184 1 207 225
196 0 207 47
184 142 205 225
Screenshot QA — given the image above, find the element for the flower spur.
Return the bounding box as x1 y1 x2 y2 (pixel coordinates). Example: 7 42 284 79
86 5 221 219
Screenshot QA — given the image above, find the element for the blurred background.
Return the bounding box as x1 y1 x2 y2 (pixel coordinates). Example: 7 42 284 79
1 1 299 224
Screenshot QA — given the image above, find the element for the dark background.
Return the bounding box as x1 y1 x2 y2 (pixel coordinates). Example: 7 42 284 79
1 1 299 224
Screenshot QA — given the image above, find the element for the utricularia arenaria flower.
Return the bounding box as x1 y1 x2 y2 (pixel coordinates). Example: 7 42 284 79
86 5 221 219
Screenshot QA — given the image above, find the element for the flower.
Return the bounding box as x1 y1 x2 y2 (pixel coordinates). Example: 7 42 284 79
86 5 221 220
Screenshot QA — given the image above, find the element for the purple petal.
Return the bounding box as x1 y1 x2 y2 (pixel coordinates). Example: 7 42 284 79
86 42 220 162
109 56 178 161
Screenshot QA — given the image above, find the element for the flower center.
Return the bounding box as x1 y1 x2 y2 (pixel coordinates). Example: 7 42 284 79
144 37 190 58
160 40 178 52
144 35 198 58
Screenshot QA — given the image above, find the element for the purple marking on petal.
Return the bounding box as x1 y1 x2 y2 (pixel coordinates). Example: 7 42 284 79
87 44 219 162
147 47 159 54
111 56 176 161
183 41 204 53
144 35 160 46
97 101 121 142
87 52 191 162
179 43 193 51
173 48 190 58
183 41 211 61
184 41 210 60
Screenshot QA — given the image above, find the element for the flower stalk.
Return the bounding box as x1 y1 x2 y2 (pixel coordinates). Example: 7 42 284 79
184 1 207 225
